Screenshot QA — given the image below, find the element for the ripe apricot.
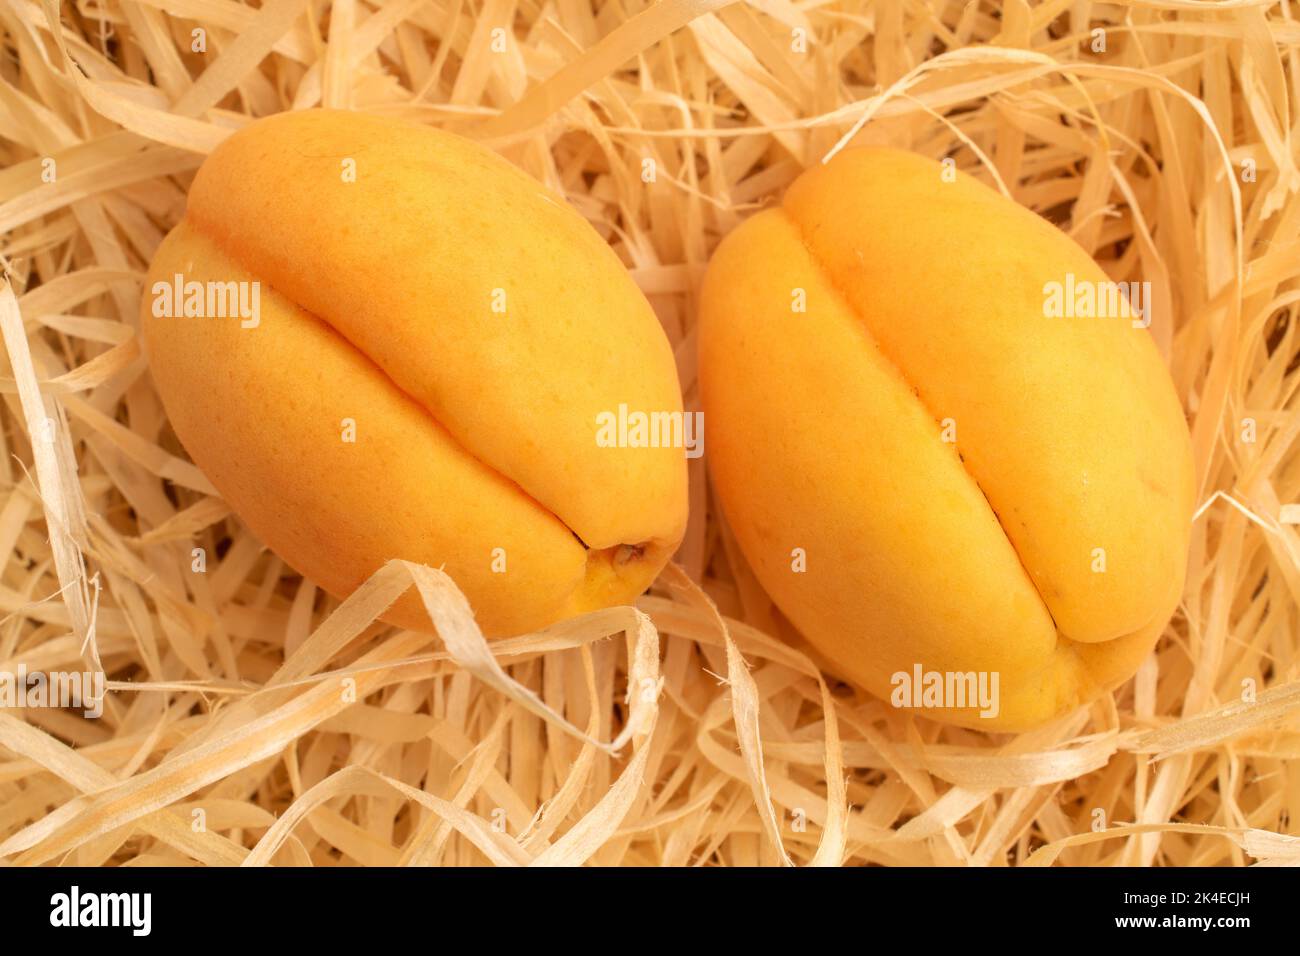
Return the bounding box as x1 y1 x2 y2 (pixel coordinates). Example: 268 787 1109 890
142 110 688 637
699 148 1194 730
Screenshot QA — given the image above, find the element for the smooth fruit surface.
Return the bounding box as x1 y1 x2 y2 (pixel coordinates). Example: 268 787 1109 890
142 109 688 636
698 148 1194 731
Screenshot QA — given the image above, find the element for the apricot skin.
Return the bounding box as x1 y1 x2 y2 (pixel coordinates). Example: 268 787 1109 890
142 109 687 637
698 148 1194 731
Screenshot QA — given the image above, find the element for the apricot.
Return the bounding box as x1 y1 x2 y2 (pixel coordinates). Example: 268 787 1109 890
142 109 687 637
699 148 1194 731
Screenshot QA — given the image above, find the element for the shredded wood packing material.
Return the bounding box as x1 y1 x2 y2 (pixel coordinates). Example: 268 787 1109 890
0 0 1298 866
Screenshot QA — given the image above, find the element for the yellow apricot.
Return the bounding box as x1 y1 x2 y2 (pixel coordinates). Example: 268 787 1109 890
142 109 687 637
699 148 1194 731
